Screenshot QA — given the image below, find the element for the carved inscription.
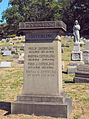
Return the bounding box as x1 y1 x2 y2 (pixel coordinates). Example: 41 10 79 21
72 53 81 60
26 46 56 78
24 22 55 27
26 33 58 39
19 21 66 31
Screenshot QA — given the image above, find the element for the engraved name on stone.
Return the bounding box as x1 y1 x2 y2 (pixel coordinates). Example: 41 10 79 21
25 22 55 27
26 33 58 40
19 21 66 31
26 46 56 78
72 53 80 60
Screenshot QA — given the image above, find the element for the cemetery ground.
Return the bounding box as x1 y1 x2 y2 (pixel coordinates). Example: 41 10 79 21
0 37 89 119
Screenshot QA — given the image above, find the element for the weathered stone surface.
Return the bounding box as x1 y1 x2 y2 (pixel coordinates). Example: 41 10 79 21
62 61 64 70
67 61 84 74
23 35 62 96
67 66 77 74
77 64 89 72
11 94 72 118
85 40 89 50
83 50 89 64
71 51 83 61
3 50 11 56
74 64 89 83
61 43 65 47
0 62 11 68
19 21 66 31
69 61 84 66
61 47 64 53
11 21 72 118
73 43 80 51
18 55 24 64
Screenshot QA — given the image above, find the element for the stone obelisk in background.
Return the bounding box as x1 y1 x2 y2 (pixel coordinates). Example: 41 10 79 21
11 21 72 118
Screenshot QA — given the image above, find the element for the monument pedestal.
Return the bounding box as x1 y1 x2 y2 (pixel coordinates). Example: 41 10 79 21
11 21 72 118
67 43 84 74
11 93 72 118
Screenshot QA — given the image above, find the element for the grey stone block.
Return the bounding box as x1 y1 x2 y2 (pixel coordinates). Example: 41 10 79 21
74 64 89 83
83 50 89 64
74 76 89 83
67 66 77 74
11 95 72 118
61 47 64 53
69 61 84 66
73 43 80 51
85 40 89 50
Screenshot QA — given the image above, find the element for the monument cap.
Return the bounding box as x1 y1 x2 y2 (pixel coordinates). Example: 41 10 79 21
19 21 66 32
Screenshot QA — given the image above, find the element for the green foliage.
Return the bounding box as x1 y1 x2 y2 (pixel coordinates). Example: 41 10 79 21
7 34 16 38
73 114 80 119
22 118 31 119
1 0 89 36
1 0 63 37
62 0 89 35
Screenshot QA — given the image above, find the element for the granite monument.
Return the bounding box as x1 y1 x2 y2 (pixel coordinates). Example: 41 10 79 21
11 21 72 118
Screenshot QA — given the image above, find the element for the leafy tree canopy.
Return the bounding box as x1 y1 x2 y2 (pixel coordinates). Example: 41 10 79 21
1 0 62 36
62 0 89 35
1 0 89 37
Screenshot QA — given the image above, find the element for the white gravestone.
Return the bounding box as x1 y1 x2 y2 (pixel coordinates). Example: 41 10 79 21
0 62 11 68
3 51 11 56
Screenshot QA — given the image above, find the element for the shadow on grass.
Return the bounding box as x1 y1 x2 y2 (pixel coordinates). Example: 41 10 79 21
64 81 75 83
62 71 67 74
62 71 75 83
0 101 11 116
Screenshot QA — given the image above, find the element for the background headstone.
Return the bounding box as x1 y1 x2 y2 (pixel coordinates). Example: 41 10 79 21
61 47 64 53
0 62 11 68
61 43 65 47
74 64 89 83
3 50 11 56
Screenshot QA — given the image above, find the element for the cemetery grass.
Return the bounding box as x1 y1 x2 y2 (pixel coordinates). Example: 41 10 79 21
0 37 89 119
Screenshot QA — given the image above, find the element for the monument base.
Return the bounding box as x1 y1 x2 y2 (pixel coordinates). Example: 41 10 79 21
11 94 72 118
67 49 84 74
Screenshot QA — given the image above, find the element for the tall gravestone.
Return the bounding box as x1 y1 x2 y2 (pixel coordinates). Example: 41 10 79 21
11 21 72 118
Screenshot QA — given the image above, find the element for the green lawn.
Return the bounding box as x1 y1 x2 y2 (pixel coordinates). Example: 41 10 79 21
0 36 88 119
